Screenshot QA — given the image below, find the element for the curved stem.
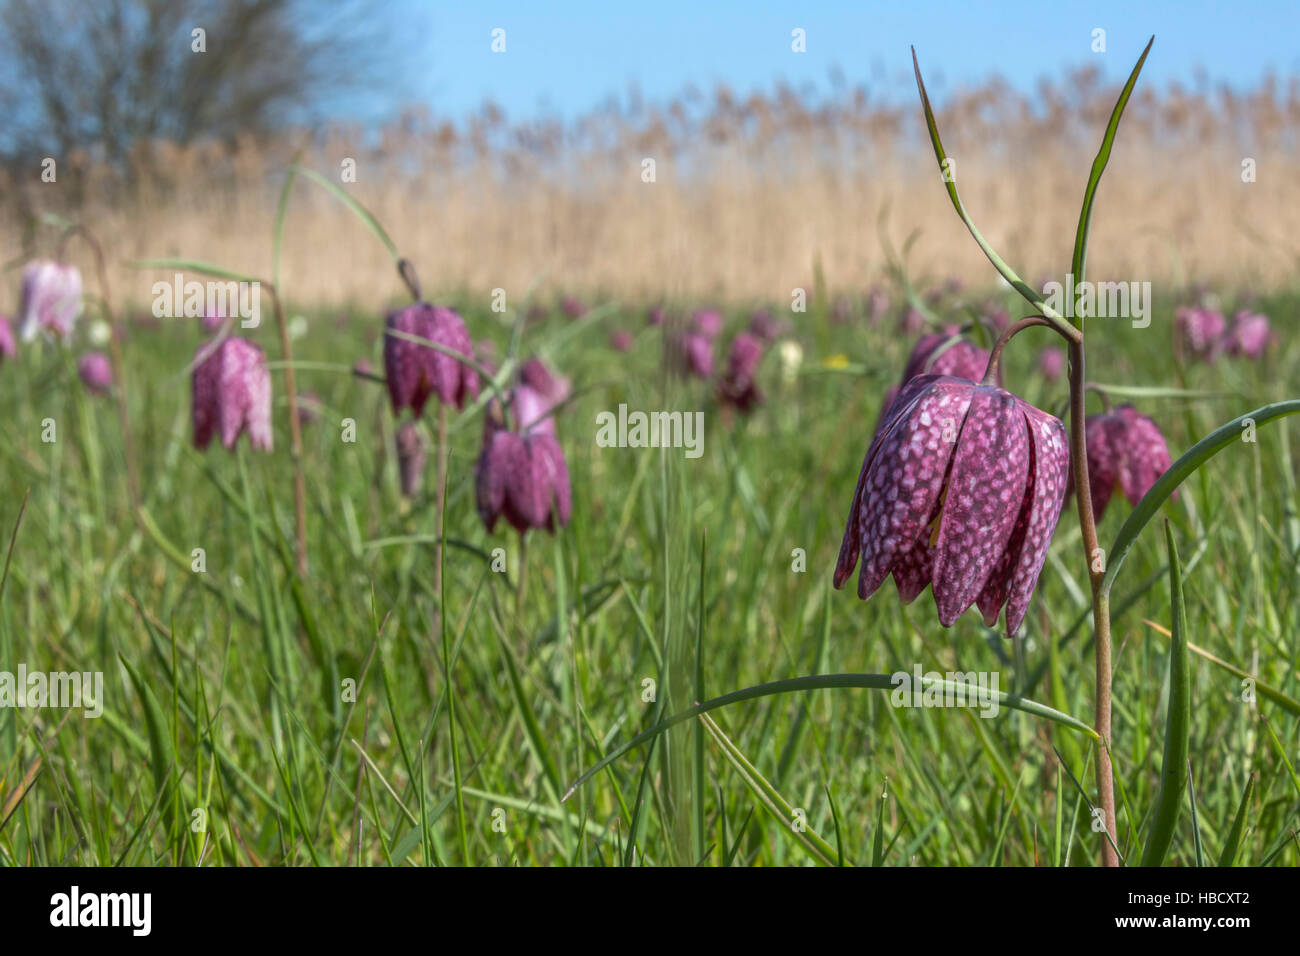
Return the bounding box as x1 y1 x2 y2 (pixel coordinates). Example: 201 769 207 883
1084 382 1114 413
980 314 1079 386
397 258 422 303
1068 338 1118 866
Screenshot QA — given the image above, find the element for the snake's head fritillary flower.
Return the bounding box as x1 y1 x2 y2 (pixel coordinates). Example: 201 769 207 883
475 398 572 534
1222 310 1272 359
835 374 1070 637
748 309 784 342
18 260 83 342
512 383 557 437
518 357 571 407
201 310 227 335
395 421 427 498
647 305 665 327
983 306 1011 333
561 295 587 319
192 337 272 451
866 287 891 326
0 317 16 361
610 329 633 351
871 331 992 443
676 331 714 379
383 304 480 417
717 332 765 412
1075 404 1176 521
1038 347 1065 382
77 352 113 395
897 305 926 336
691 309 723 340
1175 306 1226 361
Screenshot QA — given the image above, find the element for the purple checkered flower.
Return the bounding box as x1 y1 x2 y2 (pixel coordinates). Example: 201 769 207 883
1222 310 1272 359
835 374 1070 636
871 330 992 443
18 260 83 342
610 329 633 351
647 305 665 327
561 295 587 319
1175 306 1226 361
676 331 714 378
748 309 785 343
691 309 724 340
383 304 480 417
518 356 571 407
0 316 16 362
192 337 273 451
717 332 765 412
475 399 572 534
77 352 113 395
1074 404 1175 521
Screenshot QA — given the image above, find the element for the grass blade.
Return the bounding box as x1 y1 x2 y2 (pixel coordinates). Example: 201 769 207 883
1217 773 1256 866
1139 521 1190 866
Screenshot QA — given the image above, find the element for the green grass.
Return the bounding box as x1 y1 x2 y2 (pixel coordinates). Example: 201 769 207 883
0 289 1296 866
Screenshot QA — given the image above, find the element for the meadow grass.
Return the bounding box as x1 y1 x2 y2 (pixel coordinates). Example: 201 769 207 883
0 283 1295 866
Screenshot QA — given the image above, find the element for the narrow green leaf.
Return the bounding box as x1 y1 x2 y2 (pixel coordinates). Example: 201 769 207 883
564 671 1097 801
1217 773 1256 866
1070 37 1154 300
1101 399 1300 597
1140 521 1190 866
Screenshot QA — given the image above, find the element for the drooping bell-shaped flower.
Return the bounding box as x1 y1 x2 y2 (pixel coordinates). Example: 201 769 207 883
383 304 480 417
748 309 784 343
835 374 1070 637
717 332 765 412
1222 310 1272 359
691 309 723 340
871 330 992 443
192 337 273 451
1175 306 1226 361
0 316 16 361
677 332 714 378
77 352 113 395
647 305 665 327
395 421 427 498
475 398 572 534
561 295 587 319
1075 404 1175 521
518 356 570 407
610 329 633 351
18 260 83 342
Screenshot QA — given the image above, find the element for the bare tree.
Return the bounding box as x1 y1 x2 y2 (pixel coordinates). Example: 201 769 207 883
0 0 386 168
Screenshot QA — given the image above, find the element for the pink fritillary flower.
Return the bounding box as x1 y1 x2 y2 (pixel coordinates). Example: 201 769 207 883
1175 306 1226 361
610 329 633 351
871 330 992 443
77 352 113 395
897 305 926 336
1222 310 1272 359
717 332 765 412
512 384 557 437
866 287 891 326
1038 348 1065 382
680 332 714 378
383 304 480 417
518 356 571 407
18 260 83 342
192 337 273 451
561 295 587 319
835 374 1070 637
201 310 227 335
475 401 572 534
748 309 785 343
0 316 16 361
647 305 665 327
1076 404 1175 521
691 309 724 340
395 421 427 498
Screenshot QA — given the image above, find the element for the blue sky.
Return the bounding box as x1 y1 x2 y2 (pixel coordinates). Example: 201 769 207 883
362 0 1300 125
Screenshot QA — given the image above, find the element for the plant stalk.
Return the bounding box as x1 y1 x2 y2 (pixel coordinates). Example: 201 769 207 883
1068 337 1118 866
